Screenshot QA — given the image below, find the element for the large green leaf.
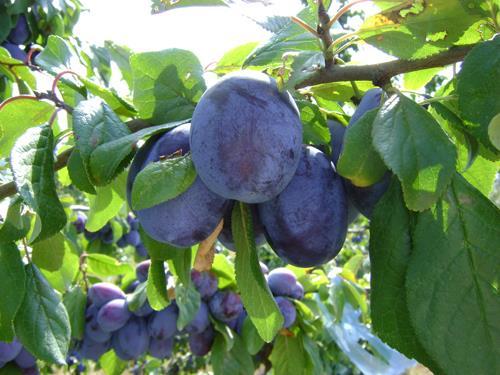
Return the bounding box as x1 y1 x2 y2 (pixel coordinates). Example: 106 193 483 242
86 253 133 277
10 124 67 242
0 99 54 158
0 198 30 243
147 260 169 311
73 98 132 186
14 264 71 364
62 286 86 340
270 333 311 375
296 100 331 148
359 0 482 59
372 93 456 211
131 49 206 124
369 178 436 368
131 154 197 210
67 148 96 194
32 232 66 272
214 42 260 75
211 335 254 375
407 174 500 374
35 35 86 77
0 47 36 88
233 202 283 342
85 183 124 232
337 109 387 187
457 36 500 154
0 242 25 341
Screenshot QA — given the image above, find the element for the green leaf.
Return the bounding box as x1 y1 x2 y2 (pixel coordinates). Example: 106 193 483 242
73 98 132 186
403 68 443 90
126 282 148 313
338 109 387 187
85 184 124 232
296 100 331 147
0 99 54 158
214 42 259 75
14 264 71 364
0 242 25 341
0 198 30 243
457 36 500 154
175 283 200 331
62 286 86 340
147 260 169 311
359 0 482 59
151 0 226 14
35 35 86 77
240 317 264 355
80 77 137 117
86 253 133 277
270 333 311 375
99 350 127 375
372 93 456 211
211 253 236 289
169 246 193 286
211 335 254 375
32 233 66 272
131 49 206 124
67 149 96 194
39 236 79 293
139 228 180 261
489 113 500 151
369 178 436 367
132 153 197 210
90 121 188 184
10 124 67 242
407 174 500 374
0 47 36 88
308 81 376 104
233 202 283 342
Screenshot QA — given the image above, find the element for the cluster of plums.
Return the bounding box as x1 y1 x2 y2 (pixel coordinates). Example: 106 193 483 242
72 213 147 257
74 261 303 363
127 71 388 267
0 339 38 374
1 15 30 61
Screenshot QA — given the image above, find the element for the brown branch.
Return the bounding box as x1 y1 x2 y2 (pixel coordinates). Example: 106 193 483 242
0 118 151 201
296 44 475 89
317 0 335 69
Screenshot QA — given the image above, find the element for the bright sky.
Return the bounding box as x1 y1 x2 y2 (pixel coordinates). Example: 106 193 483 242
74 0 389 66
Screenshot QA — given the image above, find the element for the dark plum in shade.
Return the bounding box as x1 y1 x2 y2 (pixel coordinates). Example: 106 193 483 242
190 70 303 203
135 260 151 283
208 291 243 323
343 172 391 219
0 340 22 362
191 270 218 300
218 202 266 251
148 303 178 340
258 146 348 267
79 338 110 361
275 297 297 328
14 348 36 369
149 337 174 359
348 88 383 126
8 15 30 44
188 325 215 356
128 123 230 248
186 302 210 334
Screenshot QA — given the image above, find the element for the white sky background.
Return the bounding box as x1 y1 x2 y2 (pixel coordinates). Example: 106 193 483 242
74 0 390 66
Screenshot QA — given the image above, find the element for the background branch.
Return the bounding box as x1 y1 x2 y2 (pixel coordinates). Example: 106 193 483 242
296 44 475 88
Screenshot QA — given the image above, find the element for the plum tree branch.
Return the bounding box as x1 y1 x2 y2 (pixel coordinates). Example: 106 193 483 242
0 118 150 201
296 44 475 88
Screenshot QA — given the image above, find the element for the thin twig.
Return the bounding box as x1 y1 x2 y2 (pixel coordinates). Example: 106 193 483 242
291 16 320 38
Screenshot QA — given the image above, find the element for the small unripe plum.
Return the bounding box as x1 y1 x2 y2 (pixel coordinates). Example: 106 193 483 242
97 299 131 332
128 124 230 247
258 146 348 267
275 297 296 328
208 291 243 323
88 283 125 308
149 337 174 359
190 70 303 203
191 270 218 300
188 325 215 356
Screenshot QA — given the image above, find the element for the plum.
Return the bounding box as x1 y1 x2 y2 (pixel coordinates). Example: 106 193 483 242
14 348 36 369
190 70 303 203
275 297 296 328
218 202 266 251
79 337 110 361
85 306 112 343
260 262 269 275
111 334 133 361
227 310 247 334
0 340 22 362
132 300 154 318
349 88 383 126
125 230 141 247
186 302 210 334
116 235 128 248
258 146 348 267
114 317 149 359
1 42 26 61
266 268 297 297
135 243 148 257
343 172 391 219
97 299 131 332
83 229 100 242
208 291 243 323
191 270 218 300
188 325 215 356
128 123 230 247
124 280 140 293
88 283 125 308
8 15 30 45
127 214 139 230
327 120 346 165
72 212 87 234
149 337 174 359
135 260 151 283
148 303 178 340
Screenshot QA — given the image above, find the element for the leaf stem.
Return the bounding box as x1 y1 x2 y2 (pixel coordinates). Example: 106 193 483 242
290 16 320 38
51 70 81 102
418 95 457 106
0 95 38 111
